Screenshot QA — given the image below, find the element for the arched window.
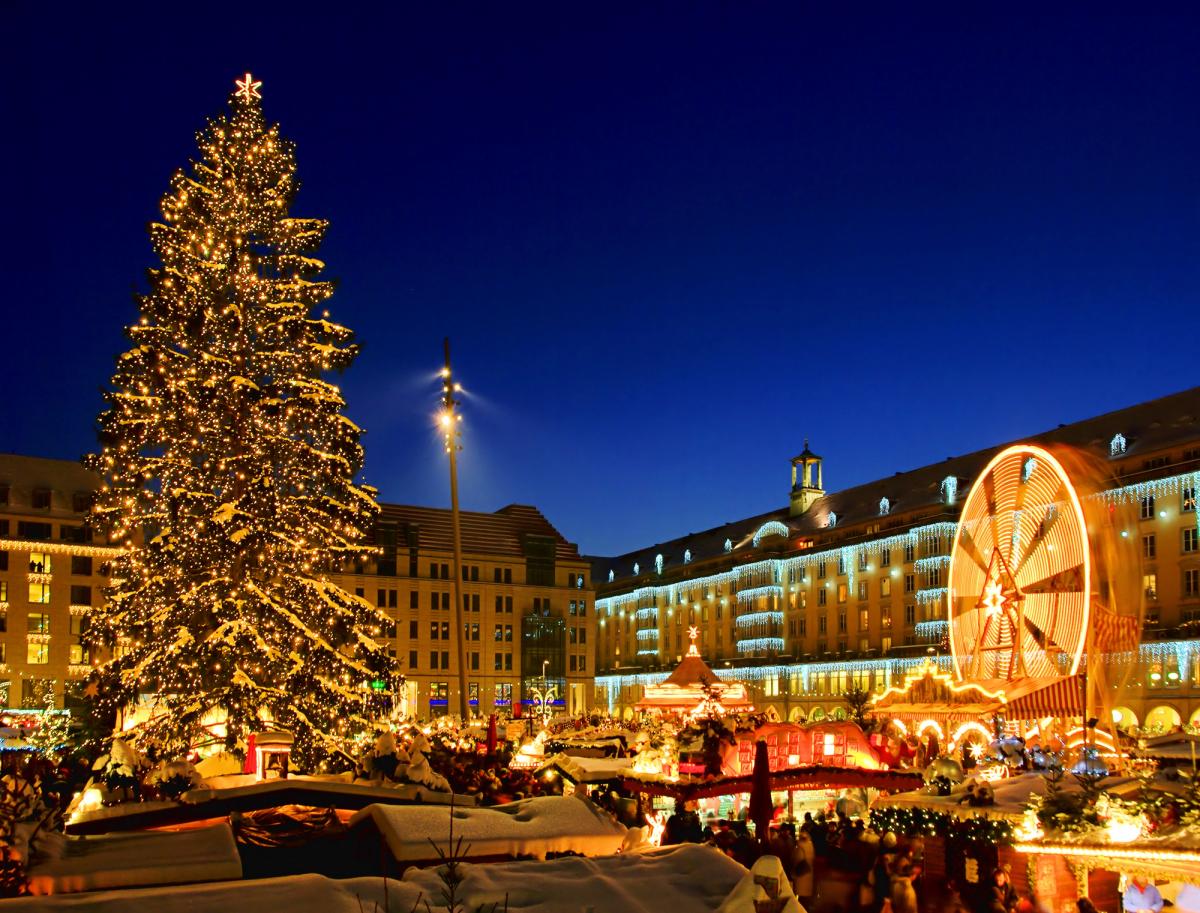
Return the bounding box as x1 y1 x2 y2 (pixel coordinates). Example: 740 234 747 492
633 562 640 575
827 511 837 529
655 554 664 575
724 539 732 553
684 549 692 564
1111 433 1127 457
879 497 890 516
607 569 614 583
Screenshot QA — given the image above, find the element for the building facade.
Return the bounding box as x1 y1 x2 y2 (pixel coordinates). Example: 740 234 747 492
591 387 1200 733
0 455 595 718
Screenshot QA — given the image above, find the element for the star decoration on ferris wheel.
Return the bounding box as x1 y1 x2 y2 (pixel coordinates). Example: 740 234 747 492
235 72 263 103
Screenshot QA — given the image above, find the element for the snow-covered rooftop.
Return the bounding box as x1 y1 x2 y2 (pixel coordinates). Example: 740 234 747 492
350 795 628 861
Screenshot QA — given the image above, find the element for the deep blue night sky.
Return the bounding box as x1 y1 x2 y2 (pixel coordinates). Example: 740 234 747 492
3 5 1198 556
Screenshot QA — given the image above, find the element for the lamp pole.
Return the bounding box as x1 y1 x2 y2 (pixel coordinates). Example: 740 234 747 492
441 338 470 720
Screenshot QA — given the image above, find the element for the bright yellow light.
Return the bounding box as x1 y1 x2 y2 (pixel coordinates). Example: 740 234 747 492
439 412 453 428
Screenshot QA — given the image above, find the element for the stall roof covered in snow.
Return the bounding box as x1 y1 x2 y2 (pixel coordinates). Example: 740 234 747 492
349 795 628 861
27 823 241 896
67 774 469 835
4 845 748 913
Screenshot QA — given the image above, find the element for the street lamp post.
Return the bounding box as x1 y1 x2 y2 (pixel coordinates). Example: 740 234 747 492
441 339 470 721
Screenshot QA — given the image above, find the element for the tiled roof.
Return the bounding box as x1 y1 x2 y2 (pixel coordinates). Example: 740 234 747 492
591 385 1200 586
376 502 583 561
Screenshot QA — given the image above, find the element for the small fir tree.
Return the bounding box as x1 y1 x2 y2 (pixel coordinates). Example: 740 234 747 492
85 74 399 770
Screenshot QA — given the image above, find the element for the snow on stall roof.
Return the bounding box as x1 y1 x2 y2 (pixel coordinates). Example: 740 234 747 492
540 752 633 783
873 771 1141 821
401 843 747 912
27 823 241 896
4 846 747 913
350 795 628 861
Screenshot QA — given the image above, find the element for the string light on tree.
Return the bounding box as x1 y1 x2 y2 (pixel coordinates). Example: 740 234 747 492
84 75 400 771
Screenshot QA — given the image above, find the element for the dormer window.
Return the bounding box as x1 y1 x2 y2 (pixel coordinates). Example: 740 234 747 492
879 497 890 517
608 569 614 583
31 488 51 510
684 549 692 564
724 539 732 553
827 511 837 529
655 554 664 575
633 562 640 575
941 476 957 506
1110 433 1127 457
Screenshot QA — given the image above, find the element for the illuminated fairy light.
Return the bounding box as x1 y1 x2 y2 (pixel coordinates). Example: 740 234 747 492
752 521 790 547
736 637 785 654
1011 842 1200 864
915 587 948 603
0 539 122 558
734 611 784 627
914 555 950 573
736 585 783 602
78 75 400 772
635 629 659 642
914 620 948 637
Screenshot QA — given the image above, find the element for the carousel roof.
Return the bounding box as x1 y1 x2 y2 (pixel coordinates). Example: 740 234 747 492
636 630 754 712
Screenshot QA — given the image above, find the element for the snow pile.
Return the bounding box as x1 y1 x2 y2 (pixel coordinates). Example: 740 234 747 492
26 822 241 895
351 794 627 861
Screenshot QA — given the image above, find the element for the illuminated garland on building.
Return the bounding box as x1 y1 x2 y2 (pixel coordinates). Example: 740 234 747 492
736 637 785 654
752 521 790 547
915 587 948 604
915 620 949 637
914 555 951 573
736 585 783 603
734 611 784 628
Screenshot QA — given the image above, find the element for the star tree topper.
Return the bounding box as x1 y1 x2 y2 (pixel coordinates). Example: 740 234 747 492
235 72 263 103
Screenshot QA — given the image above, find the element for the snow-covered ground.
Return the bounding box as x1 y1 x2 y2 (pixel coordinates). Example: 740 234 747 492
350 795 628 861
7 845 746 912
27 823 241 896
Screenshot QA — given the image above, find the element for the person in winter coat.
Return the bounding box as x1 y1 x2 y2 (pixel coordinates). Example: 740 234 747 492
890 850 920 913
988 866 1019 913
792 830 815 904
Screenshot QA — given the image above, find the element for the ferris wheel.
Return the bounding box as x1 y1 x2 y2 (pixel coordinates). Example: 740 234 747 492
948 444 1091 682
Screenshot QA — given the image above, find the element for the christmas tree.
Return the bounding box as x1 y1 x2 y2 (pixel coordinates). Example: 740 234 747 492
85 74 399 770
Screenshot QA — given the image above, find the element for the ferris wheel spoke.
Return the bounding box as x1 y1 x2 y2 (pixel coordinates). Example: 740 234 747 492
1018 563 1085 596
1012 502 1068 580
954 527 992 577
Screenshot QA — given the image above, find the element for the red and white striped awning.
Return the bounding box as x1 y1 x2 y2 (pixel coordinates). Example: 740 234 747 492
996 675 1083 719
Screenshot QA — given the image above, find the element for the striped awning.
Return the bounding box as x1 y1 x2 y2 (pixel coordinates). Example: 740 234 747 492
998 675 1083 719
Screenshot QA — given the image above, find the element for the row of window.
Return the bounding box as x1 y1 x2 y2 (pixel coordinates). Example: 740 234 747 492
424 681 515 705
1142 529 1199 558
1143 569 1200 601
1138 490 1197 519
364 587 585 617
8 582 94 605
0 486 93 513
